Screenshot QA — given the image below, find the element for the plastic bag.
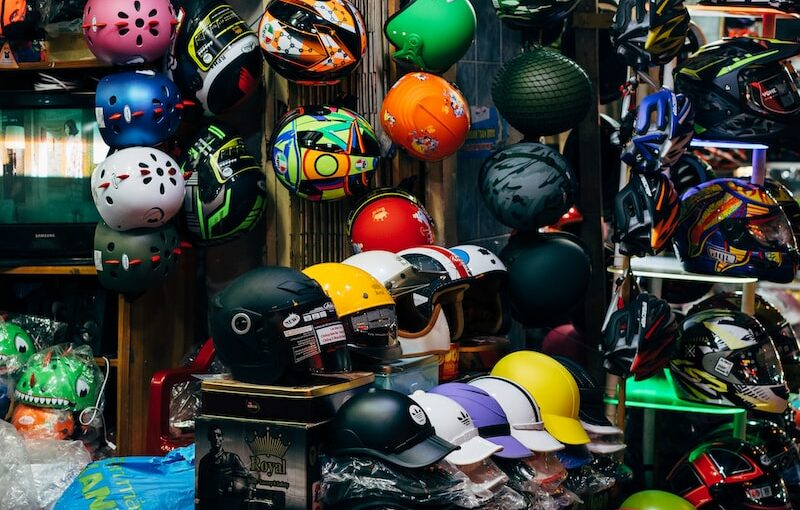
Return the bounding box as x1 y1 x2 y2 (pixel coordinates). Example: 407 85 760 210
27 438 91 508
564 464 616 498
0 421 37 510
169 343 229 438
494 455 581 509
54 445 195 510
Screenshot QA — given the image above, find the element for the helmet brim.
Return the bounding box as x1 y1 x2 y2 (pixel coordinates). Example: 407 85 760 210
369 433 458 469
542 413 590 445
486 434 533 459
511 427 565 453
445 435 503 465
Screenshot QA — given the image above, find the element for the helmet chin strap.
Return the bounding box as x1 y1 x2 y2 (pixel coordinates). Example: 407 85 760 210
78 356 115 451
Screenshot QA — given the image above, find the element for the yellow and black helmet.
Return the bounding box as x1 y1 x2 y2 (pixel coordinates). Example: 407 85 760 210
610 0 690 69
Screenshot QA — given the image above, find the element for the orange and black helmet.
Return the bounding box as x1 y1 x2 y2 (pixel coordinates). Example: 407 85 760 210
612 172 680 256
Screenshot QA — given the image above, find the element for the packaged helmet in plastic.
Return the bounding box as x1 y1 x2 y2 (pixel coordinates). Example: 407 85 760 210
179 123 266 245
269 105 381 201
258 0 366 85
450 244 508 336
0 322 34 375
491 0 582 28
91 147 186 232
610 0 690 69
764 178 800 242
673 178 799 283
11 403 75 440
95 70 184 149
479 142 577 232
670 308 789 414
168 0 262 114
82 0 178 65
210 266 352 385
347 187 435 253
612 173 680 257
675 37 800 143
670 152 716 198
384 0 476 73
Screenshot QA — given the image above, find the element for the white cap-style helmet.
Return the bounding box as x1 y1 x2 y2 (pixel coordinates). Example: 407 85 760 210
91 147 186 231
409 390 503 465
341 250 437 298
469 376 564 453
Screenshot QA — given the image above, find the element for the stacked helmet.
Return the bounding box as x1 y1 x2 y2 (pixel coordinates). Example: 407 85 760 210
381 72 470 161
610 0 690 69
707 419 800 476
94 221 181 294
450 244 508 336
258 0 366 84
179 123 266 245
327 388 457 468
478 142 577 231
492 47 592 138
619 490 699 510
620 88 694 173
341 250 434 298
492 351 591 445
302 263 400 361
91 147 186 231
667 438 791 509
491 0 581 28
0 322 34 374
269 105 381 201
670 309 789 414
764 178 800 242
210 266 352 385
347 188 435 253
168 0 262 114
82 0 178 65
384 0 476 73
11 404 75 441
673 178 799 283
409 390 503 465
675 38 800 143
95 70 183 149
670 152 716 197
612 173 680 257
689 292 800 393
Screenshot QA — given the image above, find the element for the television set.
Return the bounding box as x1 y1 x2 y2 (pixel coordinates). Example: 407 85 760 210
0 92 109 265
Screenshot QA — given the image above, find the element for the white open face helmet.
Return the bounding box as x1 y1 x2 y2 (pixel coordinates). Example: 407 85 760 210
449 244 508 336
397 303 452 357
341 250 436 298
449 244 507 276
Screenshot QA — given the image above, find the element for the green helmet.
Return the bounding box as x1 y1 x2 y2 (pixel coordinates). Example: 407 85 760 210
384 0 476 73
0 322 34 374
14 344 103 413
619 490 695 510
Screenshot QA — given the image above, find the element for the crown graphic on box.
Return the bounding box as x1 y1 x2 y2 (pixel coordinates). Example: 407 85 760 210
246 430 291 458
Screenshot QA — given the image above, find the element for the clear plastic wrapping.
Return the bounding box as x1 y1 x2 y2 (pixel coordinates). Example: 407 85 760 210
26 438 92 508
168 343 229 438
0 421 37 510
564 464 616 499
494 455 581 509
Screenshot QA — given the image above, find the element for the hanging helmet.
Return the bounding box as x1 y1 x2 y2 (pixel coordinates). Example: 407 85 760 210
670 152 716 198
478 142 577 231
269 105 381 202
688 292 800 393
618 490 697 510
469 376 564 453
384 0 476 73
0 321 34 374
95 70 184 149
327 388 458 468
341 250 435 299
11 403 75 441
491 0 581 28
450 244 508 336
492 46 592 138
602 291 678 381
91 147 186 232
610 0 690 69
94 221 181 294
764 178 800 242
670 308 789 414
675 37 800 143
179 123 266 245
408 390 503 465
167 0 262 114
347 187 435 253
210 266 352 385
491 351 591 445
499 232 592 328
258 0 366 85
667 438 791 509
620 88 694 174
302 263 400 362
706 419 800 477
552 356 623 438
612 173 680 257
430 382 534 459
673 178 799 283
381 72 470 161
82 0 178 65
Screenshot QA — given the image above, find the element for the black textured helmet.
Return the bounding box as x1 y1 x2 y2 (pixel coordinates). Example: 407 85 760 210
491 0 581 28
167 0 262 114
479 142 577 231
328 389 458 468
764 178 800 242
179 123 267 246
93 221 181 295
612 173 680 257
492 46 592 138
610 0 690 69
675 37 800 143
670 152 716 198
210 266 352 385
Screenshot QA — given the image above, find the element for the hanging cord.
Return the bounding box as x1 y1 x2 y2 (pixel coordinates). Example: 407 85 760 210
33 72 81 91
78 356 115 451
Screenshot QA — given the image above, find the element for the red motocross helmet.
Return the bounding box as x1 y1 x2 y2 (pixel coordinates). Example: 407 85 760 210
347 187 435 253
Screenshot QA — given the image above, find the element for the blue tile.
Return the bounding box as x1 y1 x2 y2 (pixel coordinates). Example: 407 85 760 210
456 62 478 106
476 8 502 62
477 63 501 106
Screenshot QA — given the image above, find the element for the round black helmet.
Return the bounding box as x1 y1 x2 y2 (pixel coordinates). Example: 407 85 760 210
670 152 716 198
707 418 800 475
764 178 800 242
328 389 458 468
210 266 352 385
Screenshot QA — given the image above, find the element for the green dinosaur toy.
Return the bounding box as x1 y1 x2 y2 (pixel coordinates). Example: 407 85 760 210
0 322 35 374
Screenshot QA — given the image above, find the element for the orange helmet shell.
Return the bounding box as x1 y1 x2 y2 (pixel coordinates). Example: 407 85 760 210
381 72 470 161
12 403 75 440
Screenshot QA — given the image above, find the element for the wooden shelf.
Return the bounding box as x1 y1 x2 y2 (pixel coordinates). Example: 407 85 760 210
0 265 97 275
0 58 109 71
94 357 119 368
687 3 800 17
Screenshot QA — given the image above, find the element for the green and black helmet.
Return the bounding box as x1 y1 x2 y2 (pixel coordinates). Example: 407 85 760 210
491 0 581 28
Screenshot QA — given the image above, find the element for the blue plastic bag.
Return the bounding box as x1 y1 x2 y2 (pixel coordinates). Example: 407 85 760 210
54 445 195 510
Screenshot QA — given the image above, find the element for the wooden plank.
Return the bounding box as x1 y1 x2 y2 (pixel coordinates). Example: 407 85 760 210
0 265 97 275
115 294 131 455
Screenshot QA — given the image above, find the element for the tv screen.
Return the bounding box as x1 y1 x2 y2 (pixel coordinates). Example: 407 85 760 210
0 92 110 265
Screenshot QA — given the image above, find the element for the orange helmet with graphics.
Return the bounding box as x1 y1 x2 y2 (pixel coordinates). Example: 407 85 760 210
347 187 435 253
258 0 367 85
0 0 25 37
381 72 470 161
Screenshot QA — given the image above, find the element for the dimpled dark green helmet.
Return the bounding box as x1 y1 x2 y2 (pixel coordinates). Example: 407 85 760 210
492 0 581 28
384 0 476 73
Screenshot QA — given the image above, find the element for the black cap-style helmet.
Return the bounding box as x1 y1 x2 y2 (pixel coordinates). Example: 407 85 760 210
328 389 458 468
210 266 352 385
675 37 800 143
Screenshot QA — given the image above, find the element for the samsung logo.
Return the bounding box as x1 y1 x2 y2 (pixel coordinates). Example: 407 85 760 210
34 233 56 239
